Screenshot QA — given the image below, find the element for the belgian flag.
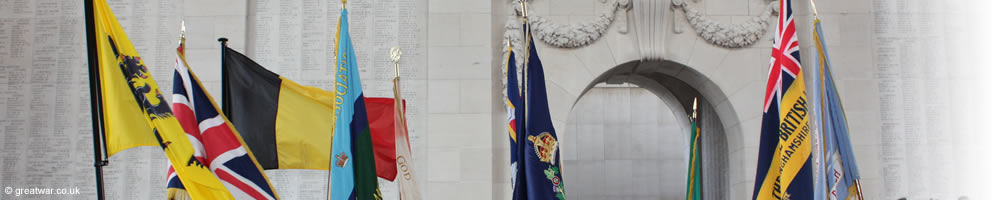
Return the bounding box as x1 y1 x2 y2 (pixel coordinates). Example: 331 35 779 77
220 45 396 183
221 46 334 170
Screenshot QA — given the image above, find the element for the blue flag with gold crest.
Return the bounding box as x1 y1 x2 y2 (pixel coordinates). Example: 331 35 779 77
523 26 566 200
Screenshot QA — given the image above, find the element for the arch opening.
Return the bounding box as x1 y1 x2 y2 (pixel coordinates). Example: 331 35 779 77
562 60 741 200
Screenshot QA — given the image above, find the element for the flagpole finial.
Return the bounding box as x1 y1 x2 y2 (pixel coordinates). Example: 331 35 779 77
342 0 347 9
390 46 402 78
692 97 698 120
809 0 819 18
179 20 186 44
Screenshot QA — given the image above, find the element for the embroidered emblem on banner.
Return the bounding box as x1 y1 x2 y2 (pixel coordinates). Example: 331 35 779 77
109 37 172 120
528 132 558 164
544 166 566 200
335 152 349 168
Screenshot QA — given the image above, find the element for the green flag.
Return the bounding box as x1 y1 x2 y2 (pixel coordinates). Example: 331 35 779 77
686 106 702 200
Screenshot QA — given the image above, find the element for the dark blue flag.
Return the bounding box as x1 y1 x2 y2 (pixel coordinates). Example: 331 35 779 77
505 43 528 200
523 26 566 200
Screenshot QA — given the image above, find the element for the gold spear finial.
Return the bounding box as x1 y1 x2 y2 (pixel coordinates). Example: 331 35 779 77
692 97 698 120
342 0 347 9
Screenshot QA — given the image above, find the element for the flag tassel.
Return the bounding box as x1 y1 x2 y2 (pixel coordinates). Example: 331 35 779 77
84 0 109 199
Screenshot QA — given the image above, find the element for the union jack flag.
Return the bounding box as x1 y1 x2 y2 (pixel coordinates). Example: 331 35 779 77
764 0 802 110
168 42 278 200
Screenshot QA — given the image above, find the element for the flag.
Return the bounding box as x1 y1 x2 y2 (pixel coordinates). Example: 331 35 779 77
752 0 813 199
685 109 702 200
392 75 422 200
523 26 566 200
169 38 278 200
92 0 158 157
505 44 528 200
219 47 395 178
219 45 399 186
813 18 863 200
90 0 232 198
221 46 334 170
330 7 383 200
364 97 404 181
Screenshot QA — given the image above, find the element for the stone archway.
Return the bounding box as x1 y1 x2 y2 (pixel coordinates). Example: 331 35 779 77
562 60 741 200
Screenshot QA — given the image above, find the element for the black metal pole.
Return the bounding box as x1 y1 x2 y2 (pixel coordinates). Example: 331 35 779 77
84 0 108 199
219 38 230 116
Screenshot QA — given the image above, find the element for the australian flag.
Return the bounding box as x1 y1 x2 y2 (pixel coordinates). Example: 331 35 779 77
168 41 278 200
751 0 813 199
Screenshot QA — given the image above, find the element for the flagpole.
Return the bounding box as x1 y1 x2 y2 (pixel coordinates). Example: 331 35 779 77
219 37 230 116
391 46 403 113
84 0 108 199
855 179 865 200
809 0 819 18
519 0 529 121
515 2 530 199
391 45 404 140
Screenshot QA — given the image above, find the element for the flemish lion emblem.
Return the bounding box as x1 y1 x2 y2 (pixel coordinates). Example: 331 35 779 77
527 132 558 164
107 36 173 120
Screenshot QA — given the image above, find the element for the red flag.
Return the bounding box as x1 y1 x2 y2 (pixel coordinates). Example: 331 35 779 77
365 97 405 181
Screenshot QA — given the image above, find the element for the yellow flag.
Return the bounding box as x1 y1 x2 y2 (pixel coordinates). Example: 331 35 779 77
93 6 157 156
93 0 232 199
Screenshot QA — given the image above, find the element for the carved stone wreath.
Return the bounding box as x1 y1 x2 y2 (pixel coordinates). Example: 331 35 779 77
506 0 630 49
677 1 778 48
504 0 779 49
